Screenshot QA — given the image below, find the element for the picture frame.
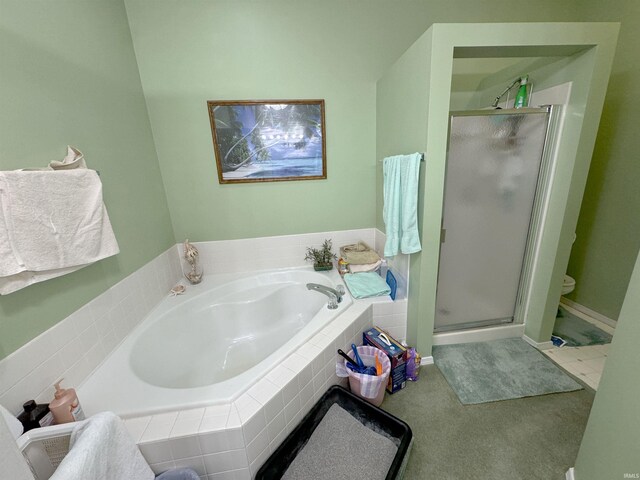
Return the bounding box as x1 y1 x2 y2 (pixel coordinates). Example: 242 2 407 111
207 99 327 184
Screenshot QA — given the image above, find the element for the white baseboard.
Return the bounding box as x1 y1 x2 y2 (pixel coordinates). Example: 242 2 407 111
523 334 554 351
560 298 617 328
432 323 525 346
560 298 616 334
420 355 434 365
565 467 576 480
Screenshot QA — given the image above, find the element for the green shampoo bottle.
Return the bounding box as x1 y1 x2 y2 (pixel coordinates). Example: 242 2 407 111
514 75 529 108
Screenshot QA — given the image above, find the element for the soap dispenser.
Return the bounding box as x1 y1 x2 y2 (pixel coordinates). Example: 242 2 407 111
49 380 85 424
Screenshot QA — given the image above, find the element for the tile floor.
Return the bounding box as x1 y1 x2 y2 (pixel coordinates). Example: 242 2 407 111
541 302 615 390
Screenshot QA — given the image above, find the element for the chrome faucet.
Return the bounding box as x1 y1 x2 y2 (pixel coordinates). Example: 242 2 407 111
306 283 345 310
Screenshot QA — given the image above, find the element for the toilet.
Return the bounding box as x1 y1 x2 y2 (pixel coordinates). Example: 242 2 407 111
562 274 576 295
561 233 577 296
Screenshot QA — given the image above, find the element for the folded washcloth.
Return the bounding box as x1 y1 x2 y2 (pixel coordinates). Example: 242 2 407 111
343 272 391 299
51 412 154 480
49 145 87 170
0 169 119 294
348 260 382 273
340 241 381 265
383 153 422 257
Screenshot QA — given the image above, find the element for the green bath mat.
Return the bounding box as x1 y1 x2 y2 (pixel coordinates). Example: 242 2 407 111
553 306 612 347
433 338 582 405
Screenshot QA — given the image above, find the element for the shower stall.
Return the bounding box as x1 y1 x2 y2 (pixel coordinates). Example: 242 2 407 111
435 107 558 332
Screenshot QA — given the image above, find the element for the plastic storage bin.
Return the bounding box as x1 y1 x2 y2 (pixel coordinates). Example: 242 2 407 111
256 385 413 480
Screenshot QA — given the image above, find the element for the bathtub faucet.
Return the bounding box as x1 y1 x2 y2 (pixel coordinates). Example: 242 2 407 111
306 283 345 310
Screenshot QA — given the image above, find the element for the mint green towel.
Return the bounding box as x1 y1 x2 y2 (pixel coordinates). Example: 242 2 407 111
344 272 391 299
383 153 422 257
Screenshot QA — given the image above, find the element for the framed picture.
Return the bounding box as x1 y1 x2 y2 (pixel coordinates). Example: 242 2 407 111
207 99 327 184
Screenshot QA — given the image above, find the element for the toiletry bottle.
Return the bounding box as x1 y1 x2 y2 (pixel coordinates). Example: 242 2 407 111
338 258 349 276
514 75 529 108
17 400 54 432
379 259 388 278
49 380 85 424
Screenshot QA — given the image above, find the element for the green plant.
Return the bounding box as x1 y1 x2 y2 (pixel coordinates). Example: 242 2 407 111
304 239 337 266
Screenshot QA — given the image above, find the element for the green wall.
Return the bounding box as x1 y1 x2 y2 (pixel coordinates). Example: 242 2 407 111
123 0 583 243
573 250 640 478
123 0 425 242
566 0 640 320
0 0 175 359
376 30 433 348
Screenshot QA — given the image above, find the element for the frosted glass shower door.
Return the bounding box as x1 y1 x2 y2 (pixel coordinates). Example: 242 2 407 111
435 109 550 332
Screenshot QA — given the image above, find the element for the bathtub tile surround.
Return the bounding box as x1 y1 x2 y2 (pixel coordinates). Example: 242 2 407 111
126 301 373 479
374 228 410 300
0 246 181 415
2 228 405 478
372 298 408 343
180 228 376 276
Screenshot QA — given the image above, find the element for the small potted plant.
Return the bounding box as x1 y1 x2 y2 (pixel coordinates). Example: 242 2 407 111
305 239 337 271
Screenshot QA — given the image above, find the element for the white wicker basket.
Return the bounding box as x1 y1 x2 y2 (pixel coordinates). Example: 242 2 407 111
17 422 81 480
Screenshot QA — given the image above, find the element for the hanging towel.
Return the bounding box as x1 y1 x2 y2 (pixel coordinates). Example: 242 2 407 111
0 169 119 294
383 153 422 257
343 272 391 299
50 412 154 480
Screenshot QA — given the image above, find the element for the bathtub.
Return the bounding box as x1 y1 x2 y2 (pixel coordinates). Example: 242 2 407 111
79 267 352 418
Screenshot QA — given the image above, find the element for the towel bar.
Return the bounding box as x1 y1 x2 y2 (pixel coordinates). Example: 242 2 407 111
378 153 424 162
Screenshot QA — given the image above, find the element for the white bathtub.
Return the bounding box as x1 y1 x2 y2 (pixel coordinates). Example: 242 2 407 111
79 267 352 418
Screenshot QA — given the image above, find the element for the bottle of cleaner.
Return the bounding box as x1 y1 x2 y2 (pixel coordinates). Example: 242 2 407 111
49 380 85 424
17 400 54 432
514 75 529 108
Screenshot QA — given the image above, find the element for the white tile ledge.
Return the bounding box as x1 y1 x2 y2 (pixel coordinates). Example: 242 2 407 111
126 301 373 478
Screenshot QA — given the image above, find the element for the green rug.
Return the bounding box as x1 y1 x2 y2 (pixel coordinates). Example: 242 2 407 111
432 338 582 405
553 306 612 346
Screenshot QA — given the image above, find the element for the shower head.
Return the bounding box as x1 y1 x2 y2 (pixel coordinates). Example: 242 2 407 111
491 77 525 109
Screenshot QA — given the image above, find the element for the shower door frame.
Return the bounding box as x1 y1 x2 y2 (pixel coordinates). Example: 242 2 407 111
434 105 562 333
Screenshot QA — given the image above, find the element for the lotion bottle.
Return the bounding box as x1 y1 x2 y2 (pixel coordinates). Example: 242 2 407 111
49 380 85 424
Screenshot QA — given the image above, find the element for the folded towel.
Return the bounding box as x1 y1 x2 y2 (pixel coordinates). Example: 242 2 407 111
51 412 154 480
340 241 381 265
0 169 119 294
343 272 391 299
383 153 422 257
348 260 382 273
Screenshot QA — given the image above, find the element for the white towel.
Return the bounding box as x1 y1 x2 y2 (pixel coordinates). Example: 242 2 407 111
0 169 119 294
51 412 154 480
348 260 382 273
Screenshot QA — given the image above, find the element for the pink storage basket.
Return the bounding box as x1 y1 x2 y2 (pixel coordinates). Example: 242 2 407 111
345 346 391 407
